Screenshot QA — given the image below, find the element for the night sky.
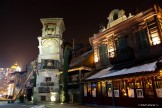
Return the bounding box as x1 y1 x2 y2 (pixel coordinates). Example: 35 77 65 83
0 0 161 70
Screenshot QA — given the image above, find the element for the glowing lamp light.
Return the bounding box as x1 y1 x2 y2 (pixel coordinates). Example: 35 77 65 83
51 95 56 101
152 37 160 45
151 33 161 45
108 48 115 58
50 92 57 102
16 66 21 72
61 93 65 103
160 70 162 76
31 96 33 101
124 93 127 96
157 14 161 19
94 56 99 63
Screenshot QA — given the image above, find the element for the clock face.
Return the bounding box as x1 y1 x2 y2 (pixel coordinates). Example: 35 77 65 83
42 38 59 53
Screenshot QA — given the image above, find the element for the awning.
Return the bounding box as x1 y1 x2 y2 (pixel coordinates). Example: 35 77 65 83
102 61 157 78
69 50 93 69
86 61 157 80
87 67 112 80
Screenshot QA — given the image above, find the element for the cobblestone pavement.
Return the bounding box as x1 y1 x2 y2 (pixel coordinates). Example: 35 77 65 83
0 101 34 108
0 101 132 108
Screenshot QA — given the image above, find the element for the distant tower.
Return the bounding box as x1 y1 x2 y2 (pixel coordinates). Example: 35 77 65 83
35 18 65 102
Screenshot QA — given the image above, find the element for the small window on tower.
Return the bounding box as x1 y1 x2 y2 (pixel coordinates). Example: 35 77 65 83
46 77 51 82
45 23 56 35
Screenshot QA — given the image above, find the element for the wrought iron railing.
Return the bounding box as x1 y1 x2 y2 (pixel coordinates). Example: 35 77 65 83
109 47 134 64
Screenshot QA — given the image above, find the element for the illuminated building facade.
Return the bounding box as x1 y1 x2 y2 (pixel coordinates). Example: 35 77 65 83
0 68 9 98
7 63 22 99
34 18 65 102
83 5 162 107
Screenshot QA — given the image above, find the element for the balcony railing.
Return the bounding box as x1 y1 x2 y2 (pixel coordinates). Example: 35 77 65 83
40 82 54 86
109 47 134 64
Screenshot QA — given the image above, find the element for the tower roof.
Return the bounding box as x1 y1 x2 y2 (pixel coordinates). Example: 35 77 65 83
10 63 21 72
11 63 18 69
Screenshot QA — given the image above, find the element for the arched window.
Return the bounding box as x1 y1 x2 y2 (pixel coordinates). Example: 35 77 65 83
113 13 118 20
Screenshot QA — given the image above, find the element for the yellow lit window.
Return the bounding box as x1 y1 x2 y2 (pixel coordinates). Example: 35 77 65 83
94 55 99 63
84 83 87 96
101 81 107 96
108 47 115 58
151 32 161 45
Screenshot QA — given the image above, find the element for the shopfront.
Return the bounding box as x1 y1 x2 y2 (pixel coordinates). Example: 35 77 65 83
83 62 162 107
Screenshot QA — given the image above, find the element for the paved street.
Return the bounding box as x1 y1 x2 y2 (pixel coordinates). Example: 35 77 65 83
0 101 34 108
0 101 131 108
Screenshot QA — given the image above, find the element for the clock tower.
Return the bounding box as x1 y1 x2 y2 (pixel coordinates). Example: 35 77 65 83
34 18 65 102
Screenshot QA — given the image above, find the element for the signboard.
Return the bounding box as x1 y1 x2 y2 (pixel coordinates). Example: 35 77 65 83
136 89 144 98
128 89 135 98
114 90 119 97
92 88 96 97
108 90 112 97
156 88 162 98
